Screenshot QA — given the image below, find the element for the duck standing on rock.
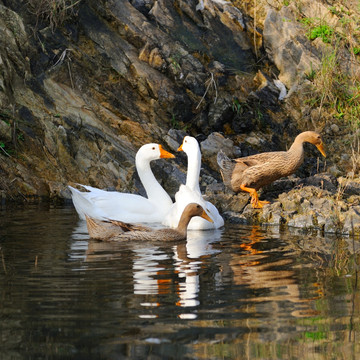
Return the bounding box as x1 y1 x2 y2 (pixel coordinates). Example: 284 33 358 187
217 131 326 208
86 203 213 242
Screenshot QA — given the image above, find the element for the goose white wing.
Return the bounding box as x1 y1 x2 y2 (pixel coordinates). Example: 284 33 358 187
69 186 169 223
163 185 224 230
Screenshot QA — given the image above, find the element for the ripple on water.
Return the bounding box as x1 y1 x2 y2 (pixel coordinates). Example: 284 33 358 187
0 208 359 359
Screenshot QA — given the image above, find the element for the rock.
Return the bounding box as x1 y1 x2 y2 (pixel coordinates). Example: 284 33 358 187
263 6 321 88
0 0 359 221
343 180 360 196
223 211 249 224
299 173 338 192
200 132 234 171
252 71 281 105
259 201 283 226
330 124 340 133
274 80 287 100
0 4 30 107
288 213 316 230
328 165 343 178
343 207 360 235
0 120 12 142
164 129 187 152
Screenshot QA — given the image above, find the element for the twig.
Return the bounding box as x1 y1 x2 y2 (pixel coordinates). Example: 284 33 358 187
67 60 74 89
0 145 11 157
50 48 72 70
196 72 218 109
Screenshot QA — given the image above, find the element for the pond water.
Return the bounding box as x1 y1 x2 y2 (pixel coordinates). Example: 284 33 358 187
0 205 359 359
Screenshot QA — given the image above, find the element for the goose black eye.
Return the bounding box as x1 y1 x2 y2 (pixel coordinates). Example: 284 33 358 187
152 146 155 150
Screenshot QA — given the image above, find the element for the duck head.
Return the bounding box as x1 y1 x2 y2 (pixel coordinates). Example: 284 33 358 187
304 131 326 157
184 203 213 223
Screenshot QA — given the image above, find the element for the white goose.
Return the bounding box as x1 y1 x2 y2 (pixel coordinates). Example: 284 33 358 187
163 136 224 230
69 144 175 223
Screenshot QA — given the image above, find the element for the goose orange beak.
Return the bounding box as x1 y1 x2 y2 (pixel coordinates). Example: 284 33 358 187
159 145 175 159
200 210 213 223
316 142 326 158
177 143 183 152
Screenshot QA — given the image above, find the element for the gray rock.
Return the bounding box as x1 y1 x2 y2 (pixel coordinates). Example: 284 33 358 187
263 7 321 88
343 207 360 235
201 132 234 171
288 213 316 230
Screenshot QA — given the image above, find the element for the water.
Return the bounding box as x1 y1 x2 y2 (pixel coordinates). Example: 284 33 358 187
0 206 359 359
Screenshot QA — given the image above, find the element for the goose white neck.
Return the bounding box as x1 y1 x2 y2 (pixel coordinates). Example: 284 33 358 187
136 156 172 204
185 145 201 194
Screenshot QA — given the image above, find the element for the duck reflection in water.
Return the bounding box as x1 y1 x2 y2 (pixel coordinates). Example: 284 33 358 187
222 226 320 318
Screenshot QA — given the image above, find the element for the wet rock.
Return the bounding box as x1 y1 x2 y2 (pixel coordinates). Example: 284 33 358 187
288 213 316 230
223 211 249 225
259 202 284 226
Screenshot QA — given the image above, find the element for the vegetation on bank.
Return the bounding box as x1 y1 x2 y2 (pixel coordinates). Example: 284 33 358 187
296 2 360 130
26 0 82 30
232 0 359 176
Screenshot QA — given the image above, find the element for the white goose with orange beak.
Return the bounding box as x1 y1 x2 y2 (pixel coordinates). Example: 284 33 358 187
163 136 224 230
69 143 175 223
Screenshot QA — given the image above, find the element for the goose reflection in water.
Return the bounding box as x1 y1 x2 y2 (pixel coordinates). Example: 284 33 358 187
71 221 223 319
133 229 222 320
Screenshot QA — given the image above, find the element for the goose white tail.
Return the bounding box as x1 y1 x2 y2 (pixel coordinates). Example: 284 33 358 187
69 186 108 220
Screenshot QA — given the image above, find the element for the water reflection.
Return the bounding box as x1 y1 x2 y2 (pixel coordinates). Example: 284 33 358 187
0 207 359 359
82 222 223 320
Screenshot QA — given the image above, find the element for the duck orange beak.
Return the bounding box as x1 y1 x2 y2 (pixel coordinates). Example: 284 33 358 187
316 142 326 157
159 145 175 159
200 210 213 223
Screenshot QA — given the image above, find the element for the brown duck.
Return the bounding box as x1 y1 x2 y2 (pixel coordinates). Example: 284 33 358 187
85 203 213 242
217 131 326 208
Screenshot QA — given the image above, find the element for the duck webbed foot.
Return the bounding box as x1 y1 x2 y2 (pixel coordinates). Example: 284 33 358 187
240 184 270 209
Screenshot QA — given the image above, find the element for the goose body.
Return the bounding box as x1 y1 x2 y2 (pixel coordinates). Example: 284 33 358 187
163 136 224 230
86 203 213 242
217 131 326 208
69 144 175 223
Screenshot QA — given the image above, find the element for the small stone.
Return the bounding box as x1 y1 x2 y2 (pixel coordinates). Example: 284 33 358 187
330 124 340 133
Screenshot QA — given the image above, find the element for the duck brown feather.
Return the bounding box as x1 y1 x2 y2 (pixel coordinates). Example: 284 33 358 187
217 131 326 208
85 203 213 242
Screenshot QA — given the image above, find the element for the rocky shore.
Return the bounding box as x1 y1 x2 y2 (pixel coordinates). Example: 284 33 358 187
1 0 360 235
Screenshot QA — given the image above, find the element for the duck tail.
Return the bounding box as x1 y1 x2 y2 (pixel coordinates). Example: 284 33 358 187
217 150 235 189
85 215 103 239
85 215 117 240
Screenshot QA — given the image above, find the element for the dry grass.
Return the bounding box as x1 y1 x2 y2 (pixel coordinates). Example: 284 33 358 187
27 0 82 30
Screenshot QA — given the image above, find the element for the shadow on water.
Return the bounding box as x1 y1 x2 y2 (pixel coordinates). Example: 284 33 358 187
0 206 359 359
